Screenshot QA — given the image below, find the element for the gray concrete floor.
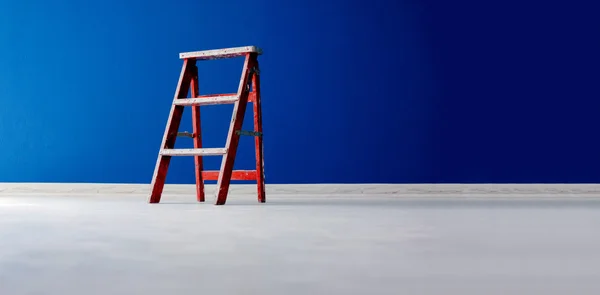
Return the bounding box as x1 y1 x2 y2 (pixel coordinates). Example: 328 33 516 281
1 194 600 294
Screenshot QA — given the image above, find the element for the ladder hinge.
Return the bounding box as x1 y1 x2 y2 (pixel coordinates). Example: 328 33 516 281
236 130 262 137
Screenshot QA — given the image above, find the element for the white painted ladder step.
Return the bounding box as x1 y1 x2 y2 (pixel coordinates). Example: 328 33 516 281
160 148 227 156
173 95 239 106
179 46 262 60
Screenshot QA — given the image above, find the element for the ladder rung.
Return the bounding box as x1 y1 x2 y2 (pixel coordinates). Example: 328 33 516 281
160 148 227 156
184 92 257 102
202 170 257 181
173 95 238 106
179 46 262 60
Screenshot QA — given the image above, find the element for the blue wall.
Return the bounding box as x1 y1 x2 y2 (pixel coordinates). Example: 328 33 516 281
0 0 598 184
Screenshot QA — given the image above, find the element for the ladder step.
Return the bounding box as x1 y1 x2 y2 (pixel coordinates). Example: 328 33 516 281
160 148 227 156
178 92 257 103
202 170 257 181
173 95 238 106
179 46 262 60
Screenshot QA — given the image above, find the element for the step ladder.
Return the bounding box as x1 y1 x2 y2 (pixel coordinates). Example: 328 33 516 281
149 46 266 205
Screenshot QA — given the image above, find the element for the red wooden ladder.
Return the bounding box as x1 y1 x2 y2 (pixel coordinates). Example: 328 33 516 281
149 46 266 205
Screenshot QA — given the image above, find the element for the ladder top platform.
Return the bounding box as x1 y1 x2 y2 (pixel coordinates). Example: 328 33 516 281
180 46 262 60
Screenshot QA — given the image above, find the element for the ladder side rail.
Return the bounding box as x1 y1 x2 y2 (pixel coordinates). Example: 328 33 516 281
214 54 254 205
149 59 195 203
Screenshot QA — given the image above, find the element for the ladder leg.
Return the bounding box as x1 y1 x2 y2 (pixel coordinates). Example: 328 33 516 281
215 54 254 205
149 59 194 203
251 56 266 203
190 65 205 202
